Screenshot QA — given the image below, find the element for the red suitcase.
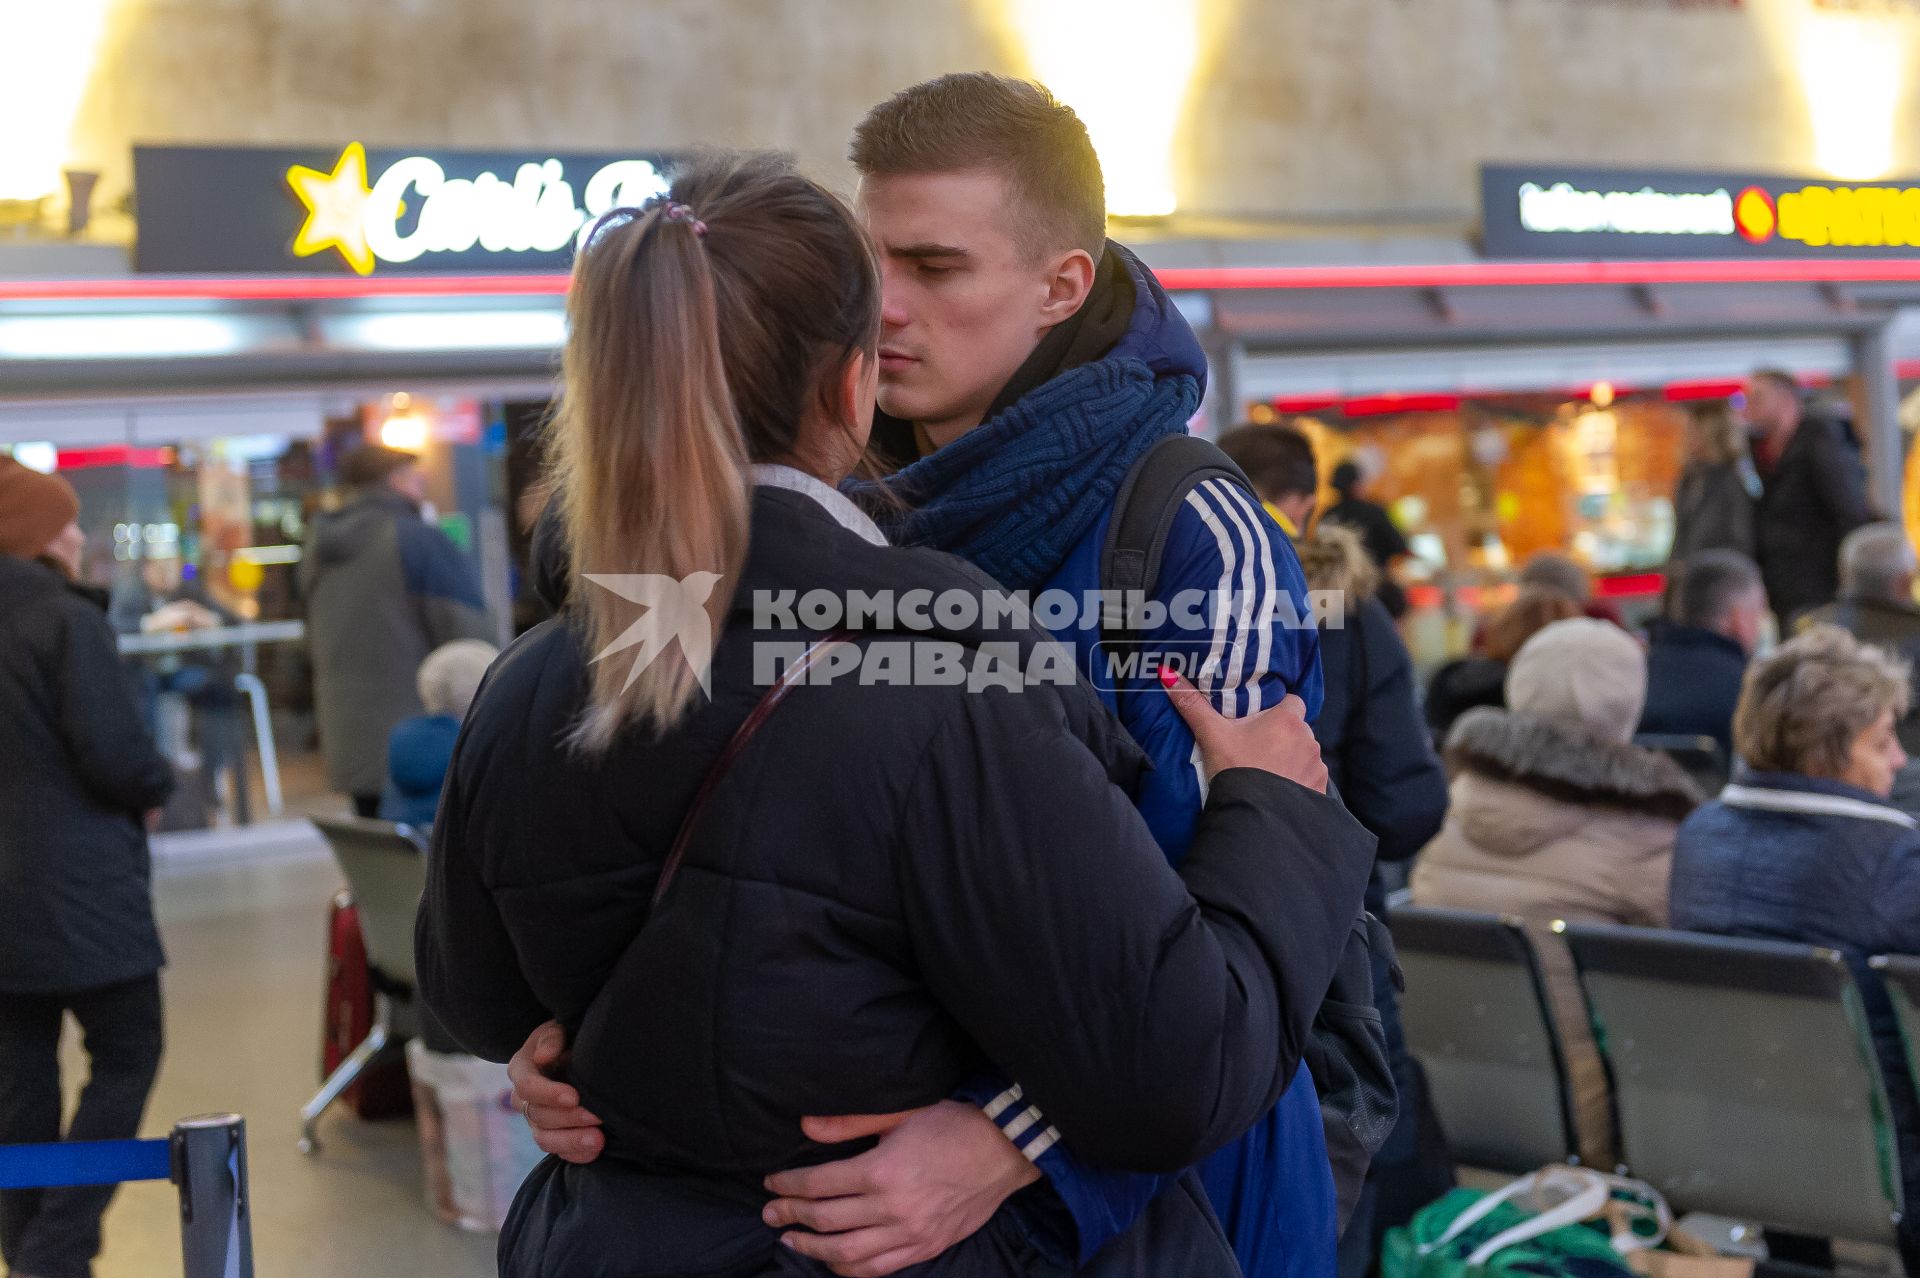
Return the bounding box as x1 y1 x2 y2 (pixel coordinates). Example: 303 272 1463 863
321 890 413 1119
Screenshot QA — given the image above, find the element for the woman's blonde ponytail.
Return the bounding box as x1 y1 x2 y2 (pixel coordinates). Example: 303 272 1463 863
543 154 881 751
551 204 749 750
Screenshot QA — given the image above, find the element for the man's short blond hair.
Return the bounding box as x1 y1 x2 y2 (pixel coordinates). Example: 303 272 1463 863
850 73 1106 262
1733 625 1910 777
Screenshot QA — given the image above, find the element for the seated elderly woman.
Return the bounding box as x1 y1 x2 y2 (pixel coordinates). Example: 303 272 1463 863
378 638 498 829
1413 617 1702 1168
1671 624 1920 1254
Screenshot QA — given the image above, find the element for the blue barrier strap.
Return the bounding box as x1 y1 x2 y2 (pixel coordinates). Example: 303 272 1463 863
0 1139 172 1190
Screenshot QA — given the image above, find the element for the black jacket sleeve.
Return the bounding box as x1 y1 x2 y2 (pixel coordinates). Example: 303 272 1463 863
892 685 1376 1174
1809 421 1874 532
57 599 173 814
1342 600 1450 863
415 731 552 1061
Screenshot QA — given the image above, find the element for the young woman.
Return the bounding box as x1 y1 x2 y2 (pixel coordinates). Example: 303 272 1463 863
414 153 1373 1278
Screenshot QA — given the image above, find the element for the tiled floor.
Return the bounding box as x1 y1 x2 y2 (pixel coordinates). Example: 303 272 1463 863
78 830 496 1278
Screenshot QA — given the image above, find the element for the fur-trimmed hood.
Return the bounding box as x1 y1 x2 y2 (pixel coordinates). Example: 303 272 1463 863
1297 522 1378 602
1445 706 1703 824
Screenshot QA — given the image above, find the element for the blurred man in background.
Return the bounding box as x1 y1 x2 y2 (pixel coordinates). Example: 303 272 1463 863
301 446 491 817
1217 423 1318 536
1800 522 1920 754
1321 457 1410 618
1746 368 1871 628
1640 550 1767 763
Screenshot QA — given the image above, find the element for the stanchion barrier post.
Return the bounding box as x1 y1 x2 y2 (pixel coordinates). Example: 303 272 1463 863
171 1113 254 1278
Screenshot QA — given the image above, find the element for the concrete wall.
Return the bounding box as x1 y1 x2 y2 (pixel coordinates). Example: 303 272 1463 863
54 0 1920 224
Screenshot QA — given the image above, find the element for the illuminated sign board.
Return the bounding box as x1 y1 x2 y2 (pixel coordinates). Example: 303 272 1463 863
134 143 675 274
1482 164 1920 258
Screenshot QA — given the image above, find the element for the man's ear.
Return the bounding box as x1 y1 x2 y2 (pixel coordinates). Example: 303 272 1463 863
1037 249 1098 327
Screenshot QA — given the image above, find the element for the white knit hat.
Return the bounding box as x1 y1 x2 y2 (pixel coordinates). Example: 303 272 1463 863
1505 617 1647 745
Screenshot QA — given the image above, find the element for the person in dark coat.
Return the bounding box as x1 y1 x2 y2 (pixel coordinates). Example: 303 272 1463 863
1670 403 1756 563
1216 423 1317 538
1424 586 1581 746
1640 549 1766 765
0 457 174 1278
299 444 492 816
1322 459 1411 618
1670 624 1920 1267
1745 368 1873 628
1800 522 1920 755
415 155 1375 1278
1291 524 1453 1274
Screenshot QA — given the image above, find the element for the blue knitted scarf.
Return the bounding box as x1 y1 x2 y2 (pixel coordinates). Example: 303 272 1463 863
857 358 1201 593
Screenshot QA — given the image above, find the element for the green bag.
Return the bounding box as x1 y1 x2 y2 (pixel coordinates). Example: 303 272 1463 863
1383 1166 1670 1278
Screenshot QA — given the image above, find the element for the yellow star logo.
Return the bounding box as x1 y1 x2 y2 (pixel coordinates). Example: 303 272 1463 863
287 142 376 276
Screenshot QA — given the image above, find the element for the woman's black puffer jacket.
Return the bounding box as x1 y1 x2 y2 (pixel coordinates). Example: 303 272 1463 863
417 486 1373 1278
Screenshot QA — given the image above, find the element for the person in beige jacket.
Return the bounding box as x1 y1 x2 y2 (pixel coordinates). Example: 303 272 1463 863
1411 617 1701 1167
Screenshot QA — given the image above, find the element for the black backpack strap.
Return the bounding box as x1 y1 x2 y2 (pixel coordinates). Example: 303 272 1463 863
1099 434 1257 638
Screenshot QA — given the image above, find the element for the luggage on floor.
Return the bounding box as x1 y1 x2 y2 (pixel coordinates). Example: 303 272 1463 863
321 890 412 1119
1383 1165 1670 1278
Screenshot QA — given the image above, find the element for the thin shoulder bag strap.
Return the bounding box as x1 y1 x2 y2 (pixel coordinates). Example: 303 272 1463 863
650 631 854 910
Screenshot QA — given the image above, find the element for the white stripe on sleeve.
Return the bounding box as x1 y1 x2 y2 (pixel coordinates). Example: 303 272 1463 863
1002 1105 1044 1141
1218 482 1280 714
1204 480 1282 718
982 1084 1024 1122
1022 1127 1062 1161
1182 485 1244 716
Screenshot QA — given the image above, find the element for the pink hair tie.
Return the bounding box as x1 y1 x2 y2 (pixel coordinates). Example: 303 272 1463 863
659 201 709 238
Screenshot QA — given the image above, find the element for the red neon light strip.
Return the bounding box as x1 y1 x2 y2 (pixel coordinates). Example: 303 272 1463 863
1341 393 1463 417
1403 574 1663 610
56 445 171 469
1595 572 1667 599
5 256 1920 303
0 274 571 302
1662 379 1747 402
1156 258 1920 292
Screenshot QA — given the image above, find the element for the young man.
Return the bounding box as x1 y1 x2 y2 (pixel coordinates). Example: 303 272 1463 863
508 75 1361 1277
1217 423 1320 536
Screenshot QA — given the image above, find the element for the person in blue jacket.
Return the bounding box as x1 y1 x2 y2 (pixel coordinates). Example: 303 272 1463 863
507 73 1358 1278
379 637 498 828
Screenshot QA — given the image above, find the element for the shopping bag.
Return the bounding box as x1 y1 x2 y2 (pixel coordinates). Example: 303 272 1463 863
406 1040 546 1232
1383 1165 1671 1278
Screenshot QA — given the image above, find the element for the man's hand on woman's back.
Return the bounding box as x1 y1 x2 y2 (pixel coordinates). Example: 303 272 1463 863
508 1021 603 1163
509 1024 1038 1277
